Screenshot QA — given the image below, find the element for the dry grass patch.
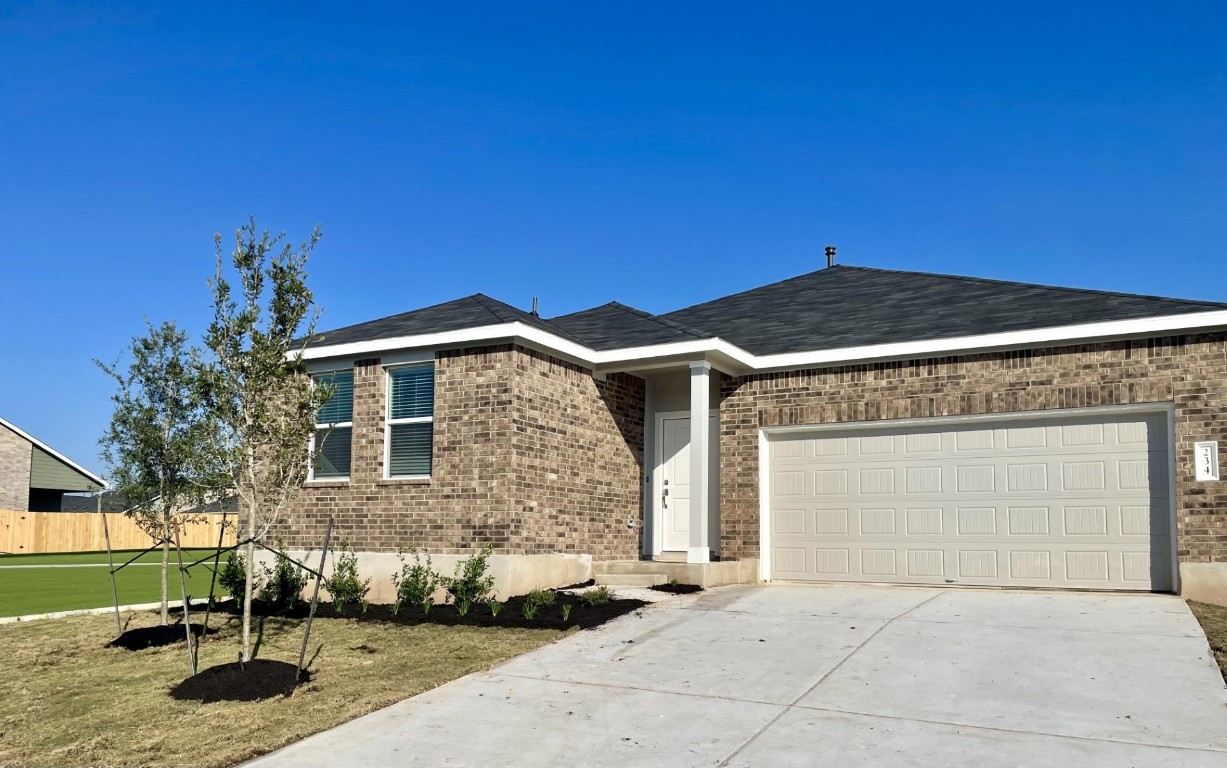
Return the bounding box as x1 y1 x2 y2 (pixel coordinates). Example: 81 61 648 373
1190 600 1227 683
0 608 568 767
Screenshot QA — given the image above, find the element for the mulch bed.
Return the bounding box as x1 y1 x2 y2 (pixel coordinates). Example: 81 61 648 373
107 623 217 651
649 583 704 595
169 660 307 703
208 590 647 631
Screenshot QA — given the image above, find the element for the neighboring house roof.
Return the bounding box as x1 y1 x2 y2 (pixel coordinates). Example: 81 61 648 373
0 416 107 490
661 265 1227 356
299 264 1227 371
61 491 130 512
60 492 238 514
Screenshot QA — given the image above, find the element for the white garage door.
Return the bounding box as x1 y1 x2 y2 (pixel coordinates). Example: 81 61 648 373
768 410 1172 591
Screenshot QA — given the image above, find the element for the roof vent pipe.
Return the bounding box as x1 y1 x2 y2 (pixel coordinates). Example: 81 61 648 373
531 297 539 317
825 245 837 268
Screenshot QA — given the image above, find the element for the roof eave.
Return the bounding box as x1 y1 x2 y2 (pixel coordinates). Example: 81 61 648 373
293 310 1227 376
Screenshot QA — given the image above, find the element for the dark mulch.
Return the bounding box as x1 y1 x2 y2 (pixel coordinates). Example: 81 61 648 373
107 623 217 651
650 583 704 595
209 590 647 631
169 660 307 703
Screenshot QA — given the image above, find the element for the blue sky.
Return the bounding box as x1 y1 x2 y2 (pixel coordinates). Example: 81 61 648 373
1 1 1225 478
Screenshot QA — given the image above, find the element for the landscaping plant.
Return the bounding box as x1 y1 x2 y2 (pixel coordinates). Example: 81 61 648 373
392 549 442 615
328 541 370 612
521 589 555 620
218 550 255 604
444 543 496 608
260 544 309 610
579 585 615 606
489 599 503 617
560 603 572 623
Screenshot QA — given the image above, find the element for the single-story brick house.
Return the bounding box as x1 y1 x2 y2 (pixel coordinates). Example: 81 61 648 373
279 262 1227 603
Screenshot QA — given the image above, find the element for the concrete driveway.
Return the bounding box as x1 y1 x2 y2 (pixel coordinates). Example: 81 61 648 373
247 585 1227 767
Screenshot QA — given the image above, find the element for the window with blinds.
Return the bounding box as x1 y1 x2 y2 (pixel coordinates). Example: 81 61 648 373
386 364 434 477
312 370 353 480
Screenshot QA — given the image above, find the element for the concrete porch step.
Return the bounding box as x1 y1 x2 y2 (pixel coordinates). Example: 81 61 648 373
593 573 667 587
594 560 678 576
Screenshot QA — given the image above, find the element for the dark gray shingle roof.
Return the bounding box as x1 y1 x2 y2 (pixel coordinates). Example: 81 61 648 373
548 302 710 351
305 265 1227 357
660 266 1227 356
306 294 583 348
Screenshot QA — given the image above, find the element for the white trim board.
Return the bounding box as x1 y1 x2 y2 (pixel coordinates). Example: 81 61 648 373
0 416 108 489
296 310 1227 375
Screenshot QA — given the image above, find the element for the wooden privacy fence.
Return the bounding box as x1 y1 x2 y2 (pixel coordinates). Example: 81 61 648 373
0 510 236 554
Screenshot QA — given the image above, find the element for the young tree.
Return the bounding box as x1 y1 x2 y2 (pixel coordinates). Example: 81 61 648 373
201 217 328 662
98 321 215 625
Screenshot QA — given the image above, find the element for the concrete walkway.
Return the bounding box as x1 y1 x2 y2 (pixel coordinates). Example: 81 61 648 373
246 585 1227 767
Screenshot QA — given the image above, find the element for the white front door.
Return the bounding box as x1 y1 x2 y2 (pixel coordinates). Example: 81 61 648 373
661 416 692 551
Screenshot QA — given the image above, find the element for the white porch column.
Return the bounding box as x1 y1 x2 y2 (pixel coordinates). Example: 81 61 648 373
688 361 711 564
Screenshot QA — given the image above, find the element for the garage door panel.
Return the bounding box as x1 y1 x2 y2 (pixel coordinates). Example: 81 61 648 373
768 411 1172 592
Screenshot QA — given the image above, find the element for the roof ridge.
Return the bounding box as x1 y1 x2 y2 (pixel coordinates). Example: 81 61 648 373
472 293 589 345
605 301 713 339
836 265 1227 309
469 293 518 323
660 267 847 318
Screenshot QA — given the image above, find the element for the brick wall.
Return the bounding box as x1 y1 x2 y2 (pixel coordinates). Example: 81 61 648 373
271 345 645 559
0 425 31 511
719 334 1227 564
510 347 644 560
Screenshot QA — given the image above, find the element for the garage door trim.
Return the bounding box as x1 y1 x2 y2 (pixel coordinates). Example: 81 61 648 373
757 403 1178 591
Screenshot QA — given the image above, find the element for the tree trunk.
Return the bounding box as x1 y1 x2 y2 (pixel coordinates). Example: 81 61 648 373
241 507 256 663
160 522 170 626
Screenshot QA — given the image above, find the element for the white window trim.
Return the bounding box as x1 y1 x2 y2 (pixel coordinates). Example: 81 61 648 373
384 362 435 480
307 370 353 483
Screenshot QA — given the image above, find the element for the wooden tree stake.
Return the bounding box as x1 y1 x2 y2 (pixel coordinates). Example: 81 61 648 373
99 501 122 636
296 519 333 681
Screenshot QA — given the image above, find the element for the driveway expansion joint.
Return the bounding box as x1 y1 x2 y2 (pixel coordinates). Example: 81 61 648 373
789 704 1227 755
715 590 948 767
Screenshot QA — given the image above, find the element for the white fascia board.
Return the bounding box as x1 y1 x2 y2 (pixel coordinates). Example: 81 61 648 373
295 309 1227 376
0 417 109 489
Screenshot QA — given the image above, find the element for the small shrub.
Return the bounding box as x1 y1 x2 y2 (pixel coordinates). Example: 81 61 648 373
489 599 504 617
218 550 251 603
579 585 615 606
457 598 472 617
260 544 309 610
328 541 370 612
444 544 496 607
561 603 572 622
393 549 442 614
521 589 555 620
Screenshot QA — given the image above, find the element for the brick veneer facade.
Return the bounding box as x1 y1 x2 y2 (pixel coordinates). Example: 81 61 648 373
272 344 645 559
0 425 32 511
718 333 1227 565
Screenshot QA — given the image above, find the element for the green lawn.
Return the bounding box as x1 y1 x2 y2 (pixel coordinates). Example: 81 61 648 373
0 548 216 566
0 550 222 617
